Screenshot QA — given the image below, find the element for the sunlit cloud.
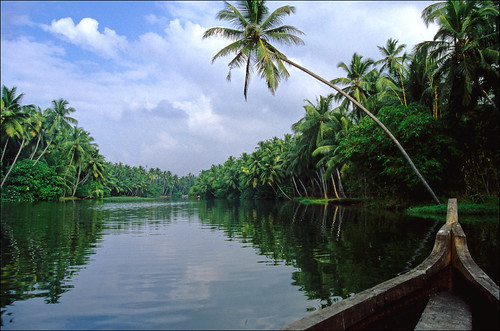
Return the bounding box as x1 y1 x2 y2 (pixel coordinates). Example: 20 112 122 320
1 1 438 176
42 17 128 58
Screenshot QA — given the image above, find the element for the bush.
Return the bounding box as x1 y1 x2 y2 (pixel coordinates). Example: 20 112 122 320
338 103 459 202
1 159 64 201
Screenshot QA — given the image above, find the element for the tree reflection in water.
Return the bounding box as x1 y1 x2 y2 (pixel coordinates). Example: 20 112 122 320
1 199 497 328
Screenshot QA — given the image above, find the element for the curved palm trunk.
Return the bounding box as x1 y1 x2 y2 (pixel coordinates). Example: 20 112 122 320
1 138 25 188
480 87 498 112
397 68 407 107
1 137 9 164
71 162 82 197
33 135 54 166
298 177 309 198
291 175 302 197
280 55 441 205
336 168 347 198
29 133 43 160
276 183 293 200
330 174 340 199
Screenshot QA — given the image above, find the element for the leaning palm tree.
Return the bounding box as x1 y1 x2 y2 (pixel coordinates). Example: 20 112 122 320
204 0 441 204
1 105 35 188
1 86 27 164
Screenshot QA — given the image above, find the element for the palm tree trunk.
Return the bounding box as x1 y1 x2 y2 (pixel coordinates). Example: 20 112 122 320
480 87 498 112
1 138 25 188
1 137 9 164
276 183 293 200
33 135 54 166
298 177 309 198
29 134 42 160
72 163 82 197
291 175 302 197
330 174 340 199
398 68 407 107
319 167 328 199
336 168 347 198
279 55 441 205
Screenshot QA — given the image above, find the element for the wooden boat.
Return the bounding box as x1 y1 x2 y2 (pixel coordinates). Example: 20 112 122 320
282 199 499 330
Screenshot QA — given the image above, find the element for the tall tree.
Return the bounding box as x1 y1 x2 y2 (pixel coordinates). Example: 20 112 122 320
204 0 441 204
418 0 499 115
33 99 78 166
376 38 409 106
1 105 35 188
1 86 27 164
61 127 97 197
331 53 378 121
203 0 305 100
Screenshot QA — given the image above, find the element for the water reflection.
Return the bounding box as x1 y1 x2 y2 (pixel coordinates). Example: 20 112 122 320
196 200 441 307
0 200 497 329
1 201 102 309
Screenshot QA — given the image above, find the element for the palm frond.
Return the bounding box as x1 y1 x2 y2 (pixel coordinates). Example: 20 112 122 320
212 39 246 63
203 27 243 40
261 5 296 30
216 1 249 29
265 26 305 46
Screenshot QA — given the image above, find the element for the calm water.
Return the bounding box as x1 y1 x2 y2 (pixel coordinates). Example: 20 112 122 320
1 199 497 330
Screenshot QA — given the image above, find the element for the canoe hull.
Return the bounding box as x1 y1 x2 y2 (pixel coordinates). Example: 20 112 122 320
281 199 499 330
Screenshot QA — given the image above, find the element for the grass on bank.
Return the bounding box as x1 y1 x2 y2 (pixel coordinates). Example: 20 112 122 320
58 196 170 202
406 196 499 220
295 197 364 205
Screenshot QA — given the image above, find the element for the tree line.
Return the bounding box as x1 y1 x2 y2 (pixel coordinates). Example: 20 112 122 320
191 0 498 204
2 0 498 204
1 87 195 201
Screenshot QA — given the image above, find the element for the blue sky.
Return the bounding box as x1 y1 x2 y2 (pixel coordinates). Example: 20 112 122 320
1 1 438 176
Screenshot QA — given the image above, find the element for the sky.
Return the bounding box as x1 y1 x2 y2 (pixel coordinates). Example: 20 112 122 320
1 1 438 176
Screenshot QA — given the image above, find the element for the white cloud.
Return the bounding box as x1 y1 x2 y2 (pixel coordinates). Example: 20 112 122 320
42 17 127 58
172 95 227 138
141 132 182 156
1 1 441 176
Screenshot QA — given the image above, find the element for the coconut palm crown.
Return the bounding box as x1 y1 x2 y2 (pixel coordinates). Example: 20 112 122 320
203 0 305 100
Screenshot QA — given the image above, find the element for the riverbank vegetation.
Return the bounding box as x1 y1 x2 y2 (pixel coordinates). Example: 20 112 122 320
1 87 196 201
407 195 499 216
2 1 498 206
191 0 498 206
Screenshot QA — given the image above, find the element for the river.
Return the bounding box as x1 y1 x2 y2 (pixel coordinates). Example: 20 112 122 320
1 199 497 329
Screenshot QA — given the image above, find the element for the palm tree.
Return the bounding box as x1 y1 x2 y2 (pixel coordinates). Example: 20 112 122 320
203 0 305 100
27 106 46 160
1 86 27 164
407 48 441 117
293 95 335 147
313 107 352 198
418 0 499 115
1 105 35 188
376 38 409 106
33 99 78 166
331 53 378 121
205 0 441 204
61 127 97 197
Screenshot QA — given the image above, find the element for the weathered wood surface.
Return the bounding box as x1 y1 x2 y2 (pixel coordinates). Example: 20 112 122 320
281 199 499 330
414 292 472 330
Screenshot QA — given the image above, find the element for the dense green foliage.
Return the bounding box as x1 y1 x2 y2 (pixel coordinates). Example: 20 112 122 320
2 0 498 205
406 196 500 217
1 159 64 201
338 103 458 201
1 86 195 201
193 0 499 205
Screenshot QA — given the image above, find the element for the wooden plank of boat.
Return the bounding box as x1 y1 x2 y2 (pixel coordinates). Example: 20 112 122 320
281 199 499 330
